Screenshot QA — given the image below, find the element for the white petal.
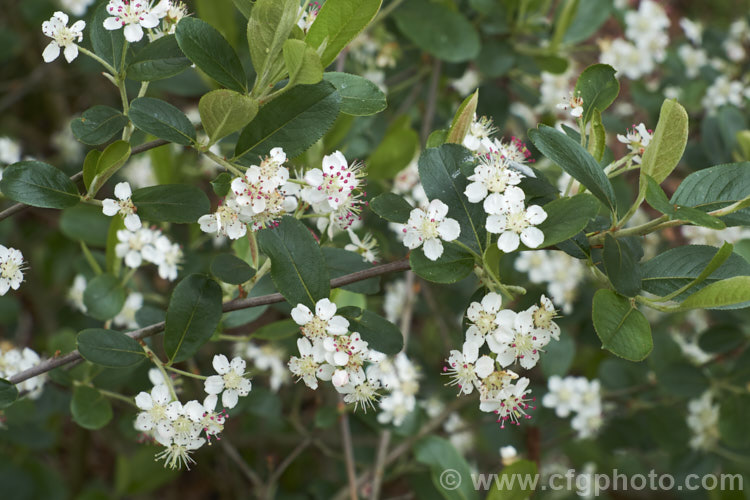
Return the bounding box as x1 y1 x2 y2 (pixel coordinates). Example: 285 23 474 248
315 298 337 320
222 389 239 409
464 182 488 203
475 355 495 378
42 42 60 62
427 199 449 220
437 218 460 241
497 231 520 252
483 193 504 215
102 199 119 216
333 351 349 366
140 12 160 29
520 227 545 248
103 16 122 30
291 304 313 325
124 214 141 231
123 23 144 42
525 205 547 225
135 391 153 410
485 214 507 234
151 384 171 405
423 238 443 261
204 375 224 394
212 354 230 374
481 293 502 313
304 168 324 187
114 182 132 200
230 356 246 374
63 44 79 63
327 316 349 335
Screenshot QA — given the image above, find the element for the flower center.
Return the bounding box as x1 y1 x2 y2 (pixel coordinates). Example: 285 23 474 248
418 218 440 240
506 211 529 234
223 370 244 391
302 316 328 340
533 306 555 329
474 311 497 335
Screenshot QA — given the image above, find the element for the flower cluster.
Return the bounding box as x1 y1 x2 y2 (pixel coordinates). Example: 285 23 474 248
371 353 421 427
0 345 45 398
0 245 24 296
149 1 189 40
514 250 586 314
686 391 720 451
288 299 385 411
444 292 561 428
103 0 171 43
115 226 183 280
542 375 603 439
402 199 461 261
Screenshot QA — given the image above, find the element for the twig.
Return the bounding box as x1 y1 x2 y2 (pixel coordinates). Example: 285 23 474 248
8 258 411 385
369 430 391 500
220 440 265 490
340 399 360 500
268 437 312 488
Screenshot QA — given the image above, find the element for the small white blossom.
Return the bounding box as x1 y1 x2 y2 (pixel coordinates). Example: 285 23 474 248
402 199 461 261
42 11 85 63
204 354 252 409
0 137 21 165
102 182 141 231
443 343 494 395
556 91 584 118
0 347 46 397
687 391 720 451
288 337 331 389
60 0 96 16
113 292 143 329
67 274 87 313
616 123 652 164
297 1 320 33
198 200 247 240
103 0 169 42
291 298 349 341
484 186 547 252
0 246 24 295
345 230 379 263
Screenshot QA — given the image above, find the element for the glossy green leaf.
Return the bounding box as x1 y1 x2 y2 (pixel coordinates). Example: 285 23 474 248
0 161 79 209
529 125 617 213
83 274 126 321
370 192 413 224
641 99 688 184
210 254 256 285
592 289 653 361
536 193 600 247
574 63 619 126
414 436 478 500
211 172 233 197
60 204 111 247
283 39 324 87
410 242 475 284
322 247 380 295
70 106 129 146
90 3 126 68
127 35 191 81
670 162 750 226
0 379 18 409
129 98 196 146
233 0 254 18
563 0 613 44
247 0 299 89
82 150 101 193
164 274 223 363
367 115 419 180
199 89 258 144
175 17 247 92
348 310 403 355
603 234 641 297
393 0 480 63
418 144 486 253
678 276 750 310
306 0 383 67
256 216 330 309
71 386 113 430
587 109 606 161
131 184 210 223
235 81 340 161
77 329 146 368
644 175 725 229
89 140 131 197
323 72 386 116
447 90 479 145
251 319 300 340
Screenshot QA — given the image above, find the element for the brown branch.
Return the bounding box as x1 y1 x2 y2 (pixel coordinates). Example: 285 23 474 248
0 138 169 222
8 258 411 386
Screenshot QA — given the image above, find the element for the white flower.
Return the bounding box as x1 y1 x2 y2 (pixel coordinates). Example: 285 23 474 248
0 347 46 397
113 292 143 329
134 384 173 433
42 11 85 63
464 154 523 203
443 344 494 395
598 38 654 80
484 186 546 252
204 354 252 409
154 431 205 470
490 308 552 370
337 373 381 412
378 391 416 427
115 227 156 268
142 235 182 281
383 279 408 324
0 246 24 295
616 123 652 163
571 411 603 439
291 298 349 341
678 45 707 79
103 0 168 42
542 375 581 418
239 342 290 392
303 151 364 211
464 292 504 349
702 76 746 113
102 182 141 231
481 377 535 428
463 115 496 152
451 68 480 96
500 445 518 465
288 338 331 389
198 200 247 240
297 2 320 33
556 91 584 118
0 137 21 165
402 199 461 261
679 18 703 45
67 274 87 313
687 391 720 451
60 0 97 16
322 332 369 367
345 230 378 263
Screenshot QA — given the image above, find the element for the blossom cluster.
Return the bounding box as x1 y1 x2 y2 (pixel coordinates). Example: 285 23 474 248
444 292 561 428
542 375 604 439
134 354 251 470
115 225 183 280
686 390 720 451
514 250 586 315
372 353 421 427
0 345 45 398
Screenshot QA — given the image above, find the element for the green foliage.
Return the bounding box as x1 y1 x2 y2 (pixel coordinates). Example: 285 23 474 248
592 289 653 361
348 310 404 354
0 161 79 209
251 319 300 340
131 184 210 223
284 40 324 88
670 162 750 226
71 386 113 430
128 98 196 146
175 17 247 92
163 274 223 363
247 0 299 91
410 242 475 283
574 63 619 126
59 204 111 247
367 115 419 180
603 234 642 297
370 193 413 224
83 274 126 321
0 379 18 409
414 436 478 500
127 35 191 81
323 72 387 116
90 4 126 68
322 247 380 294
210 254 256 285
88 140 131 197
70 106 129 146
257 216 330 308
719 394 750 448
486 460 538 500
447 90 479 145
77 329 146 368
641 99 689 184
199 89 258 144
678 276 750 310
536 194 599 247
306 0 383 67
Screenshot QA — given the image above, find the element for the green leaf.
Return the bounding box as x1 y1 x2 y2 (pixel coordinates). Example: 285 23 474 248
486 460 538 500
71 386 113 430
551 0 580 49
562 0 613 44
60 204 111 247
70 106 129 146
0 379 18 409
427 129 449 148
574 63 619 126
233 0 254 18
348 310 403 355
235 81 341 161
677 276 750 310
674 206 726 229
419 144 486 253
447 90 479 145
83 274 126 321
719 394 750 448
414 436 479 500
603 234 641 297
306 0 383 67
536 193 600 247
247 0 299 89
90 3 126 68
0 161 79 209
284 39 324 87
175 17 247 92
127 35 191 81
641 99 688 184
592 289 653 361
323 72 386 116
587 109 606 161
199 89 258 144
210 254 256 285
163 274 223 363
641 245 750 300
256 216 330 308
322 247 380 294
251 319 300 340
529 125 617 213
131 184 210 223
670 162 750 226
77 329 146 368
367 115 419 180
129 98 196 146
211 173 233 198
89 140 131 197
82 150 101 193
410 242 475 284
370 192 413 224
644 175 725 229
393 0 480 63
644 174 675 214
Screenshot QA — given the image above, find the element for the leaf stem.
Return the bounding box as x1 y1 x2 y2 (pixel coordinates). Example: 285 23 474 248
77 46 116 74
164 364 207 380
